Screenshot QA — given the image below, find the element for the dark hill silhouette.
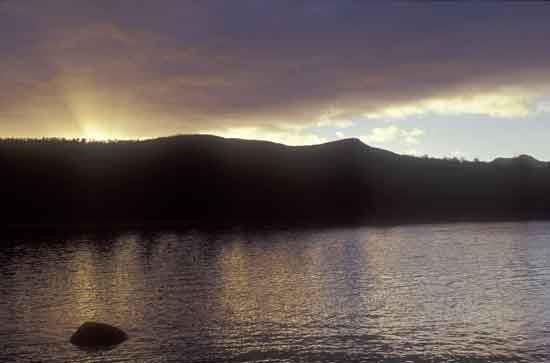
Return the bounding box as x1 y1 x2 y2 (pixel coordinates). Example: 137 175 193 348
491 154 546 168
1 135 549 227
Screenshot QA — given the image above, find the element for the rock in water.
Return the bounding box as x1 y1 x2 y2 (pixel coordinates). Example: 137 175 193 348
70 322 127 348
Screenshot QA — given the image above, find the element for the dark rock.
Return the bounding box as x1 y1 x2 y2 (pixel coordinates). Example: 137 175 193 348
70 322 127 348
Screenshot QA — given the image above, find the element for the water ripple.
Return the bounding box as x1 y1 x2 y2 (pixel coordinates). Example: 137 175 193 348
0 222 549 362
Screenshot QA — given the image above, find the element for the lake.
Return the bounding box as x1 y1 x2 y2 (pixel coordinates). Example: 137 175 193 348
1 222 549 362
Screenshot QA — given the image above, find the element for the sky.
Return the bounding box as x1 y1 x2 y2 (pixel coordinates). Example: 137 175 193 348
1 1 550 160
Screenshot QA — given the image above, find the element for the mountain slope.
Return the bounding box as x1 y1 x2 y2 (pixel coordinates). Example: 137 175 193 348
1 135 549 226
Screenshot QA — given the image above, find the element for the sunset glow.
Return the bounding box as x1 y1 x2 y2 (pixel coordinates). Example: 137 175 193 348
1 1 550 159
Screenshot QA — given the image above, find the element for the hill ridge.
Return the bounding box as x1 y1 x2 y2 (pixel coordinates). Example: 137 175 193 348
1 135 549 226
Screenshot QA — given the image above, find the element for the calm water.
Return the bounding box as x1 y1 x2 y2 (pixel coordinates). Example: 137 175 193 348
1 222 550 363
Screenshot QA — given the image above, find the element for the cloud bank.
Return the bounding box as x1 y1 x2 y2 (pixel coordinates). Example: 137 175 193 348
1 1 550 143
360 125 425 146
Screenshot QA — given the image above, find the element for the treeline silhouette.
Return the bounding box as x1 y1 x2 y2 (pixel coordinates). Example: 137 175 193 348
1 135 549 226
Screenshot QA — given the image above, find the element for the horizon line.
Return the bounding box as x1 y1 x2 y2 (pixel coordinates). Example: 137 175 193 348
0 134 546 163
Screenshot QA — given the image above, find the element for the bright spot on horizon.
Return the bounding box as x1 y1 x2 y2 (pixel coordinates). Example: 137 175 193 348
77 119 139 141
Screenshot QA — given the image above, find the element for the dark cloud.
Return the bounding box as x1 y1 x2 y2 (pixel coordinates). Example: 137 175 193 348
1 0 550 139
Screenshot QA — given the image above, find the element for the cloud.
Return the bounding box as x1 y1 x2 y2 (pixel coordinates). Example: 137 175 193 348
536 100 550 114
360 125 425 146
361 126 400 144
1 1 550 141
403 128 425 145
200 126 327 146
451 151 466 158
364 91 533 119
315 109 355 128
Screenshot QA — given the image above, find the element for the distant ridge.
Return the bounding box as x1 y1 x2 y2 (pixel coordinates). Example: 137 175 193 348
491 154 547 168
1 135 549 227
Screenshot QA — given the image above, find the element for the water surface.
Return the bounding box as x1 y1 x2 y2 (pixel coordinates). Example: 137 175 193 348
1 222 549 362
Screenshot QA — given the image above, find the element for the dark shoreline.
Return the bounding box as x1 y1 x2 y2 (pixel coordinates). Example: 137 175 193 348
3 215 548 235
2 135 549 229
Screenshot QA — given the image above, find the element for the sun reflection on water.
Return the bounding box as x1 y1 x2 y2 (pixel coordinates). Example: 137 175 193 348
0 223 544 362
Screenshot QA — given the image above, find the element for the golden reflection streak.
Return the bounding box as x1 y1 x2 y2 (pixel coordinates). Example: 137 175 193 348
67 245 99 323
64 235 146 330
